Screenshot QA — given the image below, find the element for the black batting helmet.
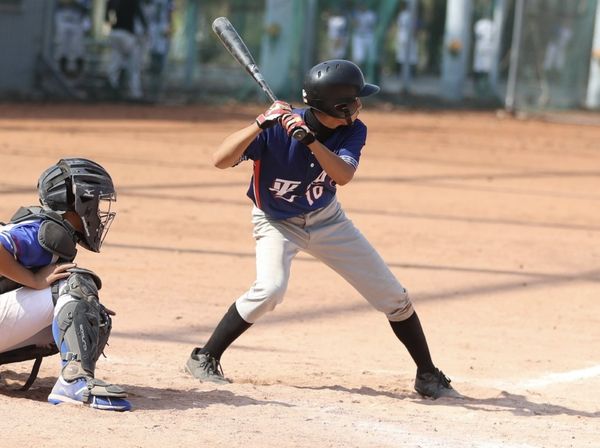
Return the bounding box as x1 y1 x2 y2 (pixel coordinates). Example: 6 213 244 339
302 59 380 119
38 158 116 252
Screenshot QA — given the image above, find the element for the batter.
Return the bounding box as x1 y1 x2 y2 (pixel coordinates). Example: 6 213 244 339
185 59 458 399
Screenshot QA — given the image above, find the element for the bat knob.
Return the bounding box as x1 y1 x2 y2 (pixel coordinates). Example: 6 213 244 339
291 128 307 141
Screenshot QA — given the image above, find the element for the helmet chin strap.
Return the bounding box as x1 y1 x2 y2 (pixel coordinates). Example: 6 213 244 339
343 109 352 126
335 104 353 126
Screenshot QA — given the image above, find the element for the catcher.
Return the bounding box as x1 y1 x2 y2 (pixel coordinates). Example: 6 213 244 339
185 59 460 399
0 158 131 411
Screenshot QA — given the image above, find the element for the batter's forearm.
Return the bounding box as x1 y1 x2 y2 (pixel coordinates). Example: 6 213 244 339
213 123 261 169
307 141 355 185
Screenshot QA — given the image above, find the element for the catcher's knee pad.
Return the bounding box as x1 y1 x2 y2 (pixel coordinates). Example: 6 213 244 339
52 268 111 381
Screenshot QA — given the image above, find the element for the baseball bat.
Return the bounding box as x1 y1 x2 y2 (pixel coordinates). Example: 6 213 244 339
211 17 307 141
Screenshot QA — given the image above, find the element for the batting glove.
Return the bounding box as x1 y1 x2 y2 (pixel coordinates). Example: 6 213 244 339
281 113 316 145
256 100 293 129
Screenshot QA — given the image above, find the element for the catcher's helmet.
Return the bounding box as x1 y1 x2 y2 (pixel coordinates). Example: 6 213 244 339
38 158 116 252
302 59 380 119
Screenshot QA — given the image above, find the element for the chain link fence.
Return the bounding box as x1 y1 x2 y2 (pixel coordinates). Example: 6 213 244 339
506 0 597 112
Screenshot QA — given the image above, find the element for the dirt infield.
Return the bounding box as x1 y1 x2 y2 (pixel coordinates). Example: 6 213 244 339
0 103 598 448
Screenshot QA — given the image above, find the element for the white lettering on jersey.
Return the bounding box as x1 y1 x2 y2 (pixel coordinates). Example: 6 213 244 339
306 170 328 206
269 178 302 202
269 171 333 206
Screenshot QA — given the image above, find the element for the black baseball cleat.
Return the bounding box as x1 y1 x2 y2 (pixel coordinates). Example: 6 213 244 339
185 348 231 384
414 368 462 399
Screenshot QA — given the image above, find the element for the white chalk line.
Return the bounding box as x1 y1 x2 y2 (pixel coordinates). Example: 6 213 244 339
340 364 600 393
515 364 600 389
463 364 600 391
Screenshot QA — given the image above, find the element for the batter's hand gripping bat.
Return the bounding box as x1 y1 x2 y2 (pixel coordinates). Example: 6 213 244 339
212 17 307 141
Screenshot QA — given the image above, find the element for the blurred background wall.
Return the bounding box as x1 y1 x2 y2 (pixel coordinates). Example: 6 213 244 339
0 0 598 113
0 1 53 95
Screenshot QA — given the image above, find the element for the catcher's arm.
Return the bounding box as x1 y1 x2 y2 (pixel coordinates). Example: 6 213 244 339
0 245 75 290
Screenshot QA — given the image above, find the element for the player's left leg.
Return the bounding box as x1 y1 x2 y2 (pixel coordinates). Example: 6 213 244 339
306 200 460 399
48 269 131 411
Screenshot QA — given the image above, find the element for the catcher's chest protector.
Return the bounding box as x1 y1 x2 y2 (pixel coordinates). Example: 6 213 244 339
0 206 77 294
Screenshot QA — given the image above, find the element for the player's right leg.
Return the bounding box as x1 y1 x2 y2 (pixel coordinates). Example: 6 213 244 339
306 200 460 399
185 207 301 383
0 287 54 354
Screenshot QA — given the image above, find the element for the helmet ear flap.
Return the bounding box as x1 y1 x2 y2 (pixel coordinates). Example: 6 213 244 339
38 165 71 212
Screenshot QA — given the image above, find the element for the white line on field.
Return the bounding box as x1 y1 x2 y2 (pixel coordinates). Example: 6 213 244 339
321 365 600 391
515 364 600 389
470 364 600 391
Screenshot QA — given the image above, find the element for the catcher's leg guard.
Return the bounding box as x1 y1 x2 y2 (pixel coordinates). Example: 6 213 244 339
52 296 109 379
48 269 129 410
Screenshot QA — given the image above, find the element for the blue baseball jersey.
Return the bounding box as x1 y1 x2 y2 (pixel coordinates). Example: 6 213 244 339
242 108 367 219
0 219 54 268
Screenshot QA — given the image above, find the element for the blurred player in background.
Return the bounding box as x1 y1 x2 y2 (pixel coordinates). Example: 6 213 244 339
326 7 349 59
54 0 91 79
350 2 377 72
143 0 174 101
395 1 419 79
543 18 573 77
105 0 148 100
472 14 495 97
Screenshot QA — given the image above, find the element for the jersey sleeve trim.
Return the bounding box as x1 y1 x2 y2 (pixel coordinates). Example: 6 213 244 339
0 232 17 259
233 153 249 167
339 154 359 170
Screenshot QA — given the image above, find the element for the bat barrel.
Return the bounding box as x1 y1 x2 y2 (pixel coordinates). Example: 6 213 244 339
212 17 257 71
213 17 306 142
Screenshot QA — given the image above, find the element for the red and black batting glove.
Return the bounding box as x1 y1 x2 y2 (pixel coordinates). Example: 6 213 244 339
256 100 292 129
280 113 316 145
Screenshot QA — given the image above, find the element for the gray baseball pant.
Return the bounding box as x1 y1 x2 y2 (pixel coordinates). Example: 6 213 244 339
236 198 414 323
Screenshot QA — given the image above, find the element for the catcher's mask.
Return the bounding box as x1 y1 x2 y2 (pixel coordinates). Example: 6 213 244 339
37 158 116 252
302 59 380 125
